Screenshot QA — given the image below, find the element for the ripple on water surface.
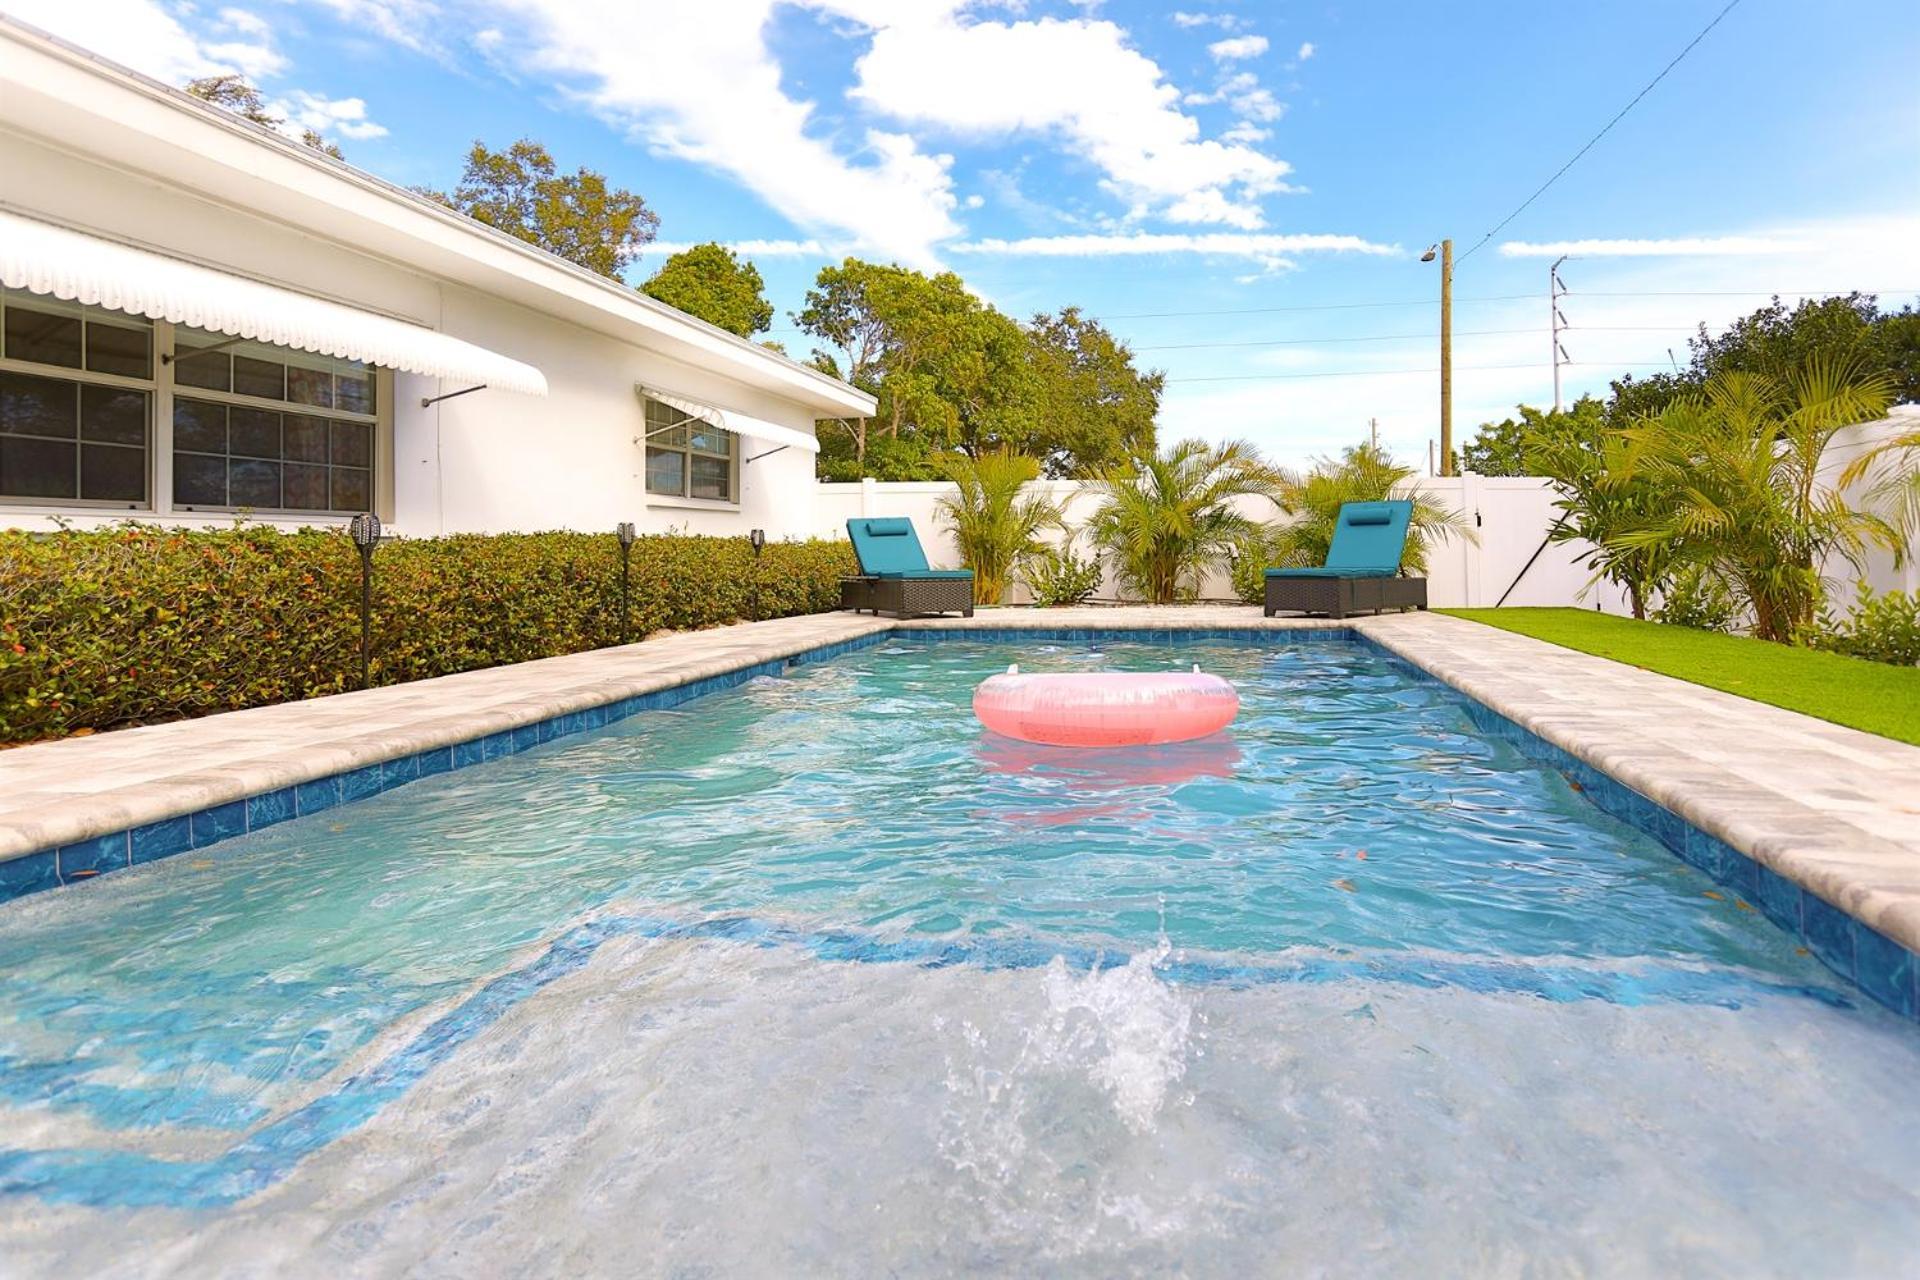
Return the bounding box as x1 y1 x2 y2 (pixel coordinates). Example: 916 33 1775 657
0 639 1916 1276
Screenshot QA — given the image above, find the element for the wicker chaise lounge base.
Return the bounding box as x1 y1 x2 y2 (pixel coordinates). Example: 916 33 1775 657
1264 575 1427 619
841 575 975 618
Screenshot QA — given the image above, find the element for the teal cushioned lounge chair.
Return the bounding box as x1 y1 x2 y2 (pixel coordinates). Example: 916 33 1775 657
1263 499 1427 618
842 517 975 618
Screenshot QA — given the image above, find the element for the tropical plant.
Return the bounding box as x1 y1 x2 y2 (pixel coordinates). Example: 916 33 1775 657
1814 583 1920 667
1085 438 1281 604
934 450 1063 605
1653 563 1742 633
1611 357 1900 643
1018 536 1104 606
1530 423 1677 621
1229 525 1281 604
1266 442 1472 575
1839 414 1920 550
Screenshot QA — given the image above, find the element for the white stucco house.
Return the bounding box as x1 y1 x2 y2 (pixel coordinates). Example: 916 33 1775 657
0 17 873 540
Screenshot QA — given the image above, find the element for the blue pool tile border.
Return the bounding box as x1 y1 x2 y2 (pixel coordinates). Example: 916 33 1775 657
0 631 891 911
1363 640 1920 1027
1 621 1912 1028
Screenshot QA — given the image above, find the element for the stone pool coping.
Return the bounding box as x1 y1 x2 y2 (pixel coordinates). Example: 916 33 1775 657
4 605 1917 978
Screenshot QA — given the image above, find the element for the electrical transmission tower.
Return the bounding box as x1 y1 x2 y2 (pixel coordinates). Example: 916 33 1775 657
1550 256 1571 412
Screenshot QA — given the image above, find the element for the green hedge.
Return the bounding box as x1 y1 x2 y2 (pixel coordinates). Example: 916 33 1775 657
0 525 854 743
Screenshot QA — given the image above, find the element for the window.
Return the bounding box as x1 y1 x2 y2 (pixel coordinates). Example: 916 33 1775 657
0 293 152 506
643 397 736 503
0 289 383 515
169 332 376 514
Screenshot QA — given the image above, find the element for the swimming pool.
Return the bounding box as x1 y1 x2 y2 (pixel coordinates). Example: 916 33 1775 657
2 635 1917 1275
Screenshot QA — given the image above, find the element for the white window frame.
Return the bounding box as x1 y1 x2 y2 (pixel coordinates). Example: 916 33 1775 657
0 290 394 522
641 396 740 508
0 297 156 510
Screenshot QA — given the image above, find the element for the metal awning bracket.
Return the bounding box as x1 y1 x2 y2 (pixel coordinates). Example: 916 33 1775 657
744 444 789 464
421 383 488 409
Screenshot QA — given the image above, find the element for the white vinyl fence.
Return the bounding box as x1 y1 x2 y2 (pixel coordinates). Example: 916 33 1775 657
812 407 1920 613
812 475 1618 609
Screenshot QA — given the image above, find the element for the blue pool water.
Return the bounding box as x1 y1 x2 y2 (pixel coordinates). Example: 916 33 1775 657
2 638 1917 1276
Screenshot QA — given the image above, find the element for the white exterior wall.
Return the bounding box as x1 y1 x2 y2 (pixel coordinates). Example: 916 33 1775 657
0 110 842 541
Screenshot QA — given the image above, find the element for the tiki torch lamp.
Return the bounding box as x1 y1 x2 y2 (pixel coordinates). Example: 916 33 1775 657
348 512 381 690
616 521 637 644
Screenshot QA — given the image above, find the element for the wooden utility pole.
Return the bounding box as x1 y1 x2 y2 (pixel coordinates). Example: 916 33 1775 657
1439 237 1453 476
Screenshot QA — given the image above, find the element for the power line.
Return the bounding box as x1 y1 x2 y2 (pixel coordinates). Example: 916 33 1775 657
1165 361 1673 385
761 285 1919 335
1456 0 1746 263
1087 294 1535 320
1133 324 1699 353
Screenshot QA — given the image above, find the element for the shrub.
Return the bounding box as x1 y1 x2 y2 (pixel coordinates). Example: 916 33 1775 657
1230 527 1279 604
0 524 853 742
1019 540 1103 606
1814 583 1920 666
1653 564 1743 633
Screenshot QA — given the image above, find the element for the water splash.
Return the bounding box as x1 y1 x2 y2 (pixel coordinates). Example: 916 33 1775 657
1037 942 1195 1133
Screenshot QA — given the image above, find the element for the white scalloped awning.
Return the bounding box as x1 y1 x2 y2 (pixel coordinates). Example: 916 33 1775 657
0 210 547 396
636 383 820 454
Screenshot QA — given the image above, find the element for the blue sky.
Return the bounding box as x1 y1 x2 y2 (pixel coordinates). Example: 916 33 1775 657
10 0 1919 467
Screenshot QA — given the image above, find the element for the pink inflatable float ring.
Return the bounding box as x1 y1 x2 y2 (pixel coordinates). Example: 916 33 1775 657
973 665 1240 747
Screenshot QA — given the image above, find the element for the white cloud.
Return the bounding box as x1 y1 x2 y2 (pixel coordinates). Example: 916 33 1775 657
218 7 271 39
1170 10 1241 30
844 7 1291 233
1207 35 1268 61
271 90 389 140
1159 214 1920 470
1501 236 1816 258
963 193 984 209
0 0 277 81
644 238 829 258
1296 41 1315 61
397 1 959 269
951 232 1398 258
648 230 1398 263
201 38 287 80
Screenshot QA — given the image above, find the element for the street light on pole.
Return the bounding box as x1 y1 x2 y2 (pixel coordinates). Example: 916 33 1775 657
1421 239 1453 475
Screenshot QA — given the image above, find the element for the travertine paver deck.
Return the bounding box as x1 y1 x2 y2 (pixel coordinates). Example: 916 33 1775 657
3 605 1918 952
1353 611 1920 952
0 611 891 862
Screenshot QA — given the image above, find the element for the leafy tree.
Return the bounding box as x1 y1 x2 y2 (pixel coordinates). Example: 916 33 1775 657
1459 396 1605 476
640 242 774 337
185 75 345 159
1023 308 1162 477
1611 357 1900 642
1687 294 1920 401
1265 442 1471 575
934 450 1064 605
797 259 1036 471
1086 439 1281 604
429 139 658 279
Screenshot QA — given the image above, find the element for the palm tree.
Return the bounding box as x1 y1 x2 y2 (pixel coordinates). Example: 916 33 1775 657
1612 356 1900 643
1263 442 1472 575
935 449 1063 605
1086 438 1281 603
1839 414 1920 548
1529 426 1676 621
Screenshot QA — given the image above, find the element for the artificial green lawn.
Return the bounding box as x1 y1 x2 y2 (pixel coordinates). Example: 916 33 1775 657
1440 608 1920 747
